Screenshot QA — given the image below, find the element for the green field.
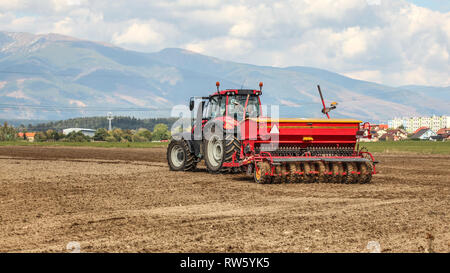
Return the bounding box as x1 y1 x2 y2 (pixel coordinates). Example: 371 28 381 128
361 141 450 155
0 141 168 148
0 140 449 154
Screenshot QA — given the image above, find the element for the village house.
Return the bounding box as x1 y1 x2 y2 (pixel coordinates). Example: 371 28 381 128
63 128 96 137
375 129 387 137
436 128 450 136
413 126 428 135
379 129 408 141
429 135 444 141
358 124 388 142
436 128 450 141
410 128 437 140
372 124 388 131
17 132 36 142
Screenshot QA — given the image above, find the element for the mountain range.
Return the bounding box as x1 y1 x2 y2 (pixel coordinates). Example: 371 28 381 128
0 31 448 123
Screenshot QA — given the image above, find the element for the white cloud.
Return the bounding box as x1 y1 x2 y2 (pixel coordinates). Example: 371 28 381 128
112 22 163 46
185 37 253 56
52 0 84 12
229 22 255 38
69 99 86 107
279 99 302 107
6 90 30 100
0 0 24 10
52 17 74 35
115 93 147 107
344 70 383 83
0 0 449 86
341 27 368 57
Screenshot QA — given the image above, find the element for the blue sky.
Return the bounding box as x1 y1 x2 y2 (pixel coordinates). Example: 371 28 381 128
407 0 450 12
0 0 449 86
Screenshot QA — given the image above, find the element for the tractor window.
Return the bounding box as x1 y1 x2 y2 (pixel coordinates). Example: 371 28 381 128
246 96 260 118
210 97 221 119
203 96 224 120
219 97 226 116
202 100 210 119
227 95 260 121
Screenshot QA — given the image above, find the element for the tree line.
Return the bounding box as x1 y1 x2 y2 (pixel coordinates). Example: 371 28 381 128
32 124 171 142
0 117 176 143
18 116 177 132
0 122 17 141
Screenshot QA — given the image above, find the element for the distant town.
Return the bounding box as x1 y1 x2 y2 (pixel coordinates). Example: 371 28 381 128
360 115 450 142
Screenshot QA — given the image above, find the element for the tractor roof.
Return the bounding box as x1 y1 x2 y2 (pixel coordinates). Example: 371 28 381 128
211 89 262 97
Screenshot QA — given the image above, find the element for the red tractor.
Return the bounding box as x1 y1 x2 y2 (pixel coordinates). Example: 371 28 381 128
167 82 377 184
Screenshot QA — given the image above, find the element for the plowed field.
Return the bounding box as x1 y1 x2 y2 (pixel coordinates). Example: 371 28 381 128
0 146 448 252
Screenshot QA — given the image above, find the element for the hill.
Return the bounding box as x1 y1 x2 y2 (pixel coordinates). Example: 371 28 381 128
0 31 448 122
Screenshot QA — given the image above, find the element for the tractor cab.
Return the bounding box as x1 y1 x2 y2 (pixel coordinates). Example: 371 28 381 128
189 82 263 126
203 90 262 122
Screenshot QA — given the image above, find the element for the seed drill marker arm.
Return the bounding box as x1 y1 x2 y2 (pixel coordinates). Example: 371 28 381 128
317 85 337 119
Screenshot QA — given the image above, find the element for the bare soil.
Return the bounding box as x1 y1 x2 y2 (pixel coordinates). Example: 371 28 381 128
0 146 448 253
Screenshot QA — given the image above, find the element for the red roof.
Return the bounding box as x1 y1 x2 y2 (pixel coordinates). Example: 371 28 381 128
17 132 36 137
373 124 388 130
413 126 428 134
436 128 450 135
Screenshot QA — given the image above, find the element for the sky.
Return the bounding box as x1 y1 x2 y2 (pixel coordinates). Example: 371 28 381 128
0 0 449 87
407 0 450 12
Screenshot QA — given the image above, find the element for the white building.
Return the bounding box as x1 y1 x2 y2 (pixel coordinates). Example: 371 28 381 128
63 128 96 137
388 116 450 133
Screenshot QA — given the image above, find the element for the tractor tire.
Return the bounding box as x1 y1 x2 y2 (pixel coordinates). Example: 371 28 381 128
224 134 241 162
204 130 241 173
167 139 197 171
203 131 225 173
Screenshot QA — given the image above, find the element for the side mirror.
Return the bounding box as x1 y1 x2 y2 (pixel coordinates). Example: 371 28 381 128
189 98 194 111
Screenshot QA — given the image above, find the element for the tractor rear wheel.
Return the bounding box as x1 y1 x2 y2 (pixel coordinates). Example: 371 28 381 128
203 132 224 173
167 139 197 171
224 134 241 162
204 132 241 173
